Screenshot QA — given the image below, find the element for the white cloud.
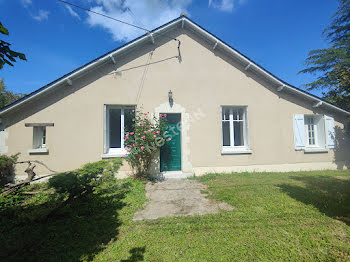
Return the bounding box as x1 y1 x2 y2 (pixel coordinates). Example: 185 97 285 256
32 9 49 21
208 0 234 12
85 0 192 42
220 0 234 11
65 5 81 20
21 0 32 7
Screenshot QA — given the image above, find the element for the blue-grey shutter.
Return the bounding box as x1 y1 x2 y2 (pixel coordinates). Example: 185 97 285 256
324 115 335 149
293 114 305 150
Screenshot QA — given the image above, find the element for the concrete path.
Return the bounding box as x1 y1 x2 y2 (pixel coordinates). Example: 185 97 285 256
133 179 234 221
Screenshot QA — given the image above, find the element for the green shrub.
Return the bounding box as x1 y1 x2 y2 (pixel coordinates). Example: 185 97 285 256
0 153 19 187
48 158 122 198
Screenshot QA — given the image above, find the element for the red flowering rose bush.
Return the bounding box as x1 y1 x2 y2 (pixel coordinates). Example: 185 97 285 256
124 109 167 179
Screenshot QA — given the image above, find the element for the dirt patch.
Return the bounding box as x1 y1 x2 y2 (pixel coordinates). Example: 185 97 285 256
133 179 234 221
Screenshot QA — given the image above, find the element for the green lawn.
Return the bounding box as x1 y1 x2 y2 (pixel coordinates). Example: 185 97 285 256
1 170 349 261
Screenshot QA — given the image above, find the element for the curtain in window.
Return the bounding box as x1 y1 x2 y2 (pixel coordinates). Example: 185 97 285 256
109 108 121 148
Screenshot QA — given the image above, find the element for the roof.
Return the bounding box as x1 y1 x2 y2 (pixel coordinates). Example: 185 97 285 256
1 15 349 116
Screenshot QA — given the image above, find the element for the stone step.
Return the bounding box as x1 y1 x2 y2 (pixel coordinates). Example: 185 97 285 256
152 171 194 181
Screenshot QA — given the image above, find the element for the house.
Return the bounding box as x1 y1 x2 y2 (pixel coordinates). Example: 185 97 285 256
1 15 349 179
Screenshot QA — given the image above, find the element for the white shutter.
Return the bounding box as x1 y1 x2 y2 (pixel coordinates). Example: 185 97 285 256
316 116 326 148
324 115 335 149
103 105 107 154
293 114 305 150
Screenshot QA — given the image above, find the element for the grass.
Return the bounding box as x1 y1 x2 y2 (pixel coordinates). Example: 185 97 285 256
1 170 349 261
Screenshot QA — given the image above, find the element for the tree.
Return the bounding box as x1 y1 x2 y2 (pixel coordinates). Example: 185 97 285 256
0 21 26 70
299 0 350 111
0 78 25 109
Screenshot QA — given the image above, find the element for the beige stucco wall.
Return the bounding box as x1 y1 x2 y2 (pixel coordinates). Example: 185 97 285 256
2 28 350 179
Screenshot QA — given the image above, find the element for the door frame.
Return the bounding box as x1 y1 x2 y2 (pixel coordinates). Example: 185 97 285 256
154 102 193 173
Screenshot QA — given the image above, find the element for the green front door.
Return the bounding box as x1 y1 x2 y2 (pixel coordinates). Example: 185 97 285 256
160 113 181 171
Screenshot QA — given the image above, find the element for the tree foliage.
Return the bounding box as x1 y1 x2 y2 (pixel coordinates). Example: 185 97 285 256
0 154 19 187
0 78 25 109
0 21 26 70
299 0 350 111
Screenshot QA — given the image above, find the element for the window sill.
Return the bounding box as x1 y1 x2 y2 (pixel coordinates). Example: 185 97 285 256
28 148 48 154
101 150 128 159
304 148 328 153
221 148 252 155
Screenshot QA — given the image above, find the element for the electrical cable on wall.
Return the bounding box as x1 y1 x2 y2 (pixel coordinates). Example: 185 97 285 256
136 51 153 104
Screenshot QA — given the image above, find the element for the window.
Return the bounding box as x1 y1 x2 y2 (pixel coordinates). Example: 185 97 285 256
221 106 251 154
103 105 135 157
305 116 317 146
293 114 335 152
33 126 46 149
25 123 53 154
27 126 48 154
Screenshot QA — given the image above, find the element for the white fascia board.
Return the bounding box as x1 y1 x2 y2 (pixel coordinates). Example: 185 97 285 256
184 19 350 116
0 19 182 116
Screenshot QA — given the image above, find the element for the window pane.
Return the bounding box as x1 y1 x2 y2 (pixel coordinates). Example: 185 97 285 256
232 109 238 120
238 109 244 120
42 127 46 146
124 108 135 133
222 108 230 120
234 121 244 146
222 122 230 146
109 108 121 148
33 126 45 149
305 116 316 145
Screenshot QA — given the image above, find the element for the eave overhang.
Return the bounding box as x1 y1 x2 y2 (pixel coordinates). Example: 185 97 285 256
1 16 349 116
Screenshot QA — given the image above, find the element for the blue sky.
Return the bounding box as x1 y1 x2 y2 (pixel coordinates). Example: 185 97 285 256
0 0 338 97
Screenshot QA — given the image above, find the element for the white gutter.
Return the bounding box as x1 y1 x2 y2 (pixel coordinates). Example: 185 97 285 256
0 18 182 116
184 19 350 116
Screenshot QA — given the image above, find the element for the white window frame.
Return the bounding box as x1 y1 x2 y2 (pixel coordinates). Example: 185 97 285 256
28 126 48 154
305 116 318 147
102 105 135 158
303 114 329 153
41 127 46 148
221 106 251 155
